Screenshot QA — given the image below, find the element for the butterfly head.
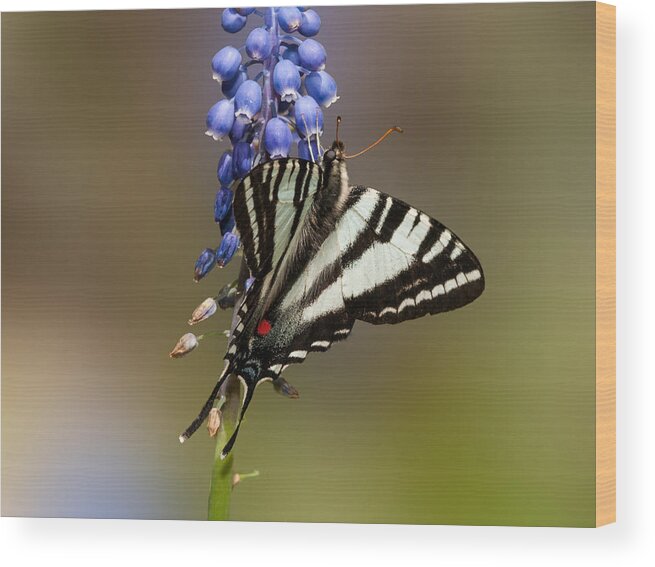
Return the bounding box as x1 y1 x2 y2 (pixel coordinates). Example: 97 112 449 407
323 141 345 164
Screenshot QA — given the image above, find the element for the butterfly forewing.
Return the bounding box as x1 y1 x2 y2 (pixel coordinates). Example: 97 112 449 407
233 159 323 278
338 186 485 324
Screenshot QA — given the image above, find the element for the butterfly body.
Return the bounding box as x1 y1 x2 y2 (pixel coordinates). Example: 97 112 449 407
180 141 484 457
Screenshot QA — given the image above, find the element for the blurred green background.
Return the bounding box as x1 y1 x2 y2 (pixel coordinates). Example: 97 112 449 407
2 3 596 525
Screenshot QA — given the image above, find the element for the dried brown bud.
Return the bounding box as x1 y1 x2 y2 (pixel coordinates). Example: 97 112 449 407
188 297 218 325
169 332 199 358
207 407 222 437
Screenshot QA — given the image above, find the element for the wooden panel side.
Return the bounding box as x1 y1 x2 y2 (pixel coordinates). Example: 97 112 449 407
595 1 616 527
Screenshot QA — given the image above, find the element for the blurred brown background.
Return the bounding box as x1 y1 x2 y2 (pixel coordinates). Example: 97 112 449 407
2 3 596 524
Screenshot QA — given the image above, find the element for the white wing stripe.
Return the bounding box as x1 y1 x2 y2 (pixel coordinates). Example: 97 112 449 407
422 242 444 263
301 279 343 322
375 196 394 232
450 244 463 260
390 209 431 255
398 296 415 313
466 269 482 282
432 283 445 297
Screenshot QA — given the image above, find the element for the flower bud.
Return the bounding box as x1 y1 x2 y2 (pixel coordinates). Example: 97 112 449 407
211 46 241 83
214 187 233 223
305 71 339 108
234 80 262 121
169 332 199 358
298 138 320 162
299 9 321 37
264 117 293 158
282 44 301 66
220 209 236 235
294 95 323 138
216 151 234 186
277 7 302 32
231 470 259 487
207 407 222 437
221 8 247 33
194 248 216 282
216 232 240 267
232 141 254 178
221 68 247 99
235 8 255 16
273 60 301 103
205 99 235 141
188 297 218 325
298 39 327 72
246 27 272 61
217 281 238 310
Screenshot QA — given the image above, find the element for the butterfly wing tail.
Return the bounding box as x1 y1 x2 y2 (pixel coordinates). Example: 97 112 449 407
178 361 232 444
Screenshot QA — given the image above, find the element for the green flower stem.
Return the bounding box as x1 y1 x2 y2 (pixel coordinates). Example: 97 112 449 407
208 373 241 520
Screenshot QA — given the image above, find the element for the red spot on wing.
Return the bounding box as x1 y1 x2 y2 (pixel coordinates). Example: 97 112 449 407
256 319 272 336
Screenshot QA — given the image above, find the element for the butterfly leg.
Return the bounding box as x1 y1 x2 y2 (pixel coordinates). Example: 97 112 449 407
219 377 256 459
273 376 300 399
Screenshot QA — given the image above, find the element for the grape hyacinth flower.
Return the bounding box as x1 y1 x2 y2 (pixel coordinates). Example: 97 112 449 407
295 95 323 137
305 71 339 108
232 141 254 179
299 9 321 37
206 99 235 140
216 151 234 186
180 6 339 521
273 59 301 102
214 187 233 223
216 232 239 268
277 7 302 32
264 117 293 158
211 46 242 83
298 38 327 71
246 27 273 61
234 80 262 121
194 248 216 282
221 9 247 33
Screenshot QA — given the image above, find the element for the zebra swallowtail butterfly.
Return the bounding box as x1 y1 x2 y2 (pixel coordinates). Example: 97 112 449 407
180 134 485 457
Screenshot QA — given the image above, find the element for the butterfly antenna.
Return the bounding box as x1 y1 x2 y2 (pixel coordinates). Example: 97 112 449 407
179 361 231 443
344 126 404 159
316 113 323 155
336 116 342 144
219 377 256 459
300 113 316 163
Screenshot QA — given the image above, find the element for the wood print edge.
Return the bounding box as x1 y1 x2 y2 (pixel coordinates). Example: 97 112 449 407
595 1 616 527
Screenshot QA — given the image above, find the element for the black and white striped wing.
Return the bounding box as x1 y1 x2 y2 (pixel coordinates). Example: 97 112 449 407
337 186 484 324
233 159 323 278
